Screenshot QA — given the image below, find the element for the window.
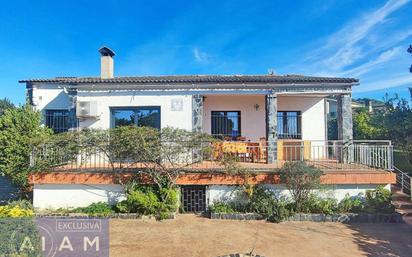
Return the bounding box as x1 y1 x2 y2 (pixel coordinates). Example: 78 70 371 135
111 107 161 129
211 111 241 140
277 111 301 139
45 110 70 133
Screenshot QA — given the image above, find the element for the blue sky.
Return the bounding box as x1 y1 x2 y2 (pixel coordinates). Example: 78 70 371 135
0 0 411 104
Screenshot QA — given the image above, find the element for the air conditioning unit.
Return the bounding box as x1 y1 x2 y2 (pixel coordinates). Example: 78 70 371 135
76 101 100 119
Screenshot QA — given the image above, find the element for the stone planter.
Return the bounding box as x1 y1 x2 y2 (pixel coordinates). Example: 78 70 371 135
35 212 176 220
210 212 404 223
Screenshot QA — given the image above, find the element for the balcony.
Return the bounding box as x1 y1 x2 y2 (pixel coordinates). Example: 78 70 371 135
31 140 394 173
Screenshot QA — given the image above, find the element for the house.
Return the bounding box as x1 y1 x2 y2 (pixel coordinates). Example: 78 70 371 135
326 97 386 118
20 47 395 211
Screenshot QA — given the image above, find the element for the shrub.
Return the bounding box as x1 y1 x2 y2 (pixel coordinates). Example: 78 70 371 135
337 194 364 213
364 186 394 213
6 199 33 210
72 202 113 216
280 161 323 212
208 186 293 223
160 187 180 212
0 218 41 257
116 185 179 219
0 200 34 218
302 195 338 215
0 106 52 191
209 201 235 214
246 186 277 215
122 188 160 215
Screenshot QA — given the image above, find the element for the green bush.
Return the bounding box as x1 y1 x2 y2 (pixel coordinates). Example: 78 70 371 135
209 201 235 214
337 194 364 213
208 186 293 223
280 161 323 212
300 195 338 215
116 185 179 219
6 199 33 210
364 186 394 213
246 186 277 215
72 202 114 216
0 106 52 191
0 199 34 218
159 188 180 212
0 218 41 257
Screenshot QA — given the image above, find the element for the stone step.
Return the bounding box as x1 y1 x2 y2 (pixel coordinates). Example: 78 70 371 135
392 194 411 200
394 202 412 209
397 209 412 217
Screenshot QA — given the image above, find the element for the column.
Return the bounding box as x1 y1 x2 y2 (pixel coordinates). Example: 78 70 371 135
192 95 203 133
266 93 278 164
337 94 353 163
67 89 78 131
192 95 204 162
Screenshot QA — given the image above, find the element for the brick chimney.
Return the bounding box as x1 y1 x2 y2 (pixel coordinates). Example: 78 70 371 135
98 46 115 79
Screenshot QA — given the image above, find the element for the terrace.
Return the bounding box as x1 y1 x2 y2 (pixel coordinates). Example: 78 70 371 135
31 139 394 174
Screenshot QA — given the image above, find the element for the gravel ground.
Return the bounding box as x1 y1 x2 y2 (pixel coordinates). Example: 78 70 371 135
110 214 412 257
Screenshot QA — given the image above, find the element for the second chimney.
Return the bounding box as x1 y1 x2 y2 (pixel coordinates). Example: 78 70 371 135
98 46 115 79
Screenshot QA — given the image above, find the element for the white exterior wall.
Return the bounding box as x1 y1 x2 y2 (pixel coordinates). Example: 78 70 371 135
33 184 126 209
278 96 326 141
76 91 193 130
31 85 71 112
31 85 327 141
207 184 391 204
34 183 391 209
203 95 266 141
202 95 326 142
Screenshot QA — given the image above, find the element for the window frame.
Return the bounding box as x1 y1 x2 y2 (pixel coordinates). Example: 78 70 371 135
110 106 161 129
44 109 70 133
277 111 302 139
211 110 241 140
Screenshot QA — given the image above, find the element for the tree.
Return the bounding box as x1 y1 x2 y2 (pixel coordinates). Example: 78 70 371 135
280 161 323 212
0 98 15 116
353 107 386 140
35 126 214 201
0 106 51 192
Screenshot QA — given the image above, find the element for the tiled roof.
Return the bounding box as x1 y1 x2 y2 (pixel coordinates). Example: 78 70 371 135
19 75 358 84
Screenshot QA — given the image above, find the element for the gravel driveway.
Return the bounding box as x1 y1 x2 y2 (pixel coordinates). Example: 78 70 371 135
110 214 412 257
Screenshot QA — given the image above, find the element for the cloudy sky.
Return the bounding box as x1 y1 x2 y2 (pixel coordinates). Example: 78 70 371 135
0 0 411 104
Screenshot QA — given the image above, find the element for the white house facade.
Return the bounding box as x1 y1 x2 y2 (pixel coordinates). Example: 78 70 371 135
21 47 395 210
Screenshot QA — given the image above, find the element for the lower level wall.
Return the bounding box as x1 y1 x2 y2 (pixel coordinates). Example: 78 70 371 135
33 184 126 209
33 183 391 210
207 184 391 205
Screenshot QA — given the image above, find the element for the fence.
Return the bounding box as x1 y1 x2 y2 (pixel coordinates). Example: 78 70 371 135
31 139 394 173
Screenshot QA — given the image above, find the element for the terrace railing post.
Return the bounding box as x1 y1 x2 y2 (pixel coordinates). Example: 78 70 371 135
266 92 278 164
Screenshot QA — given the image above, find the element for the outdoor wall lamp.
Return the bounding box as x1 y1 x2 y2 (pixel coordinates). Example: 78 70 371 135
254 104 260 111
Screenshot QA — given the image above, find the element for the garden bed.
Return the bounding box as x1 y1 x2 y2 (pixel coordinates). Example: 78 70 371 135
34 212 176 220
210 212 404 223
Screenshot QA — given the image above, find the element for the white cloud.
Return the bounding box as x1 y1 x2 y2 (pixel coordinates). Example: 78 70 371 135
193 48 209 63
304 0 410 74
341 46 403 77
325 0 409 69
355 74 412 93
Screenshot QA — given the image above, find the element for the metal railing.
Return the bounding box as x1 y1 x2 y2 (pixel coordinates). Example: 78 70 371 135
30 140 394 172
394 166 411 196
